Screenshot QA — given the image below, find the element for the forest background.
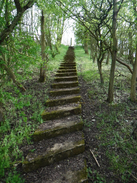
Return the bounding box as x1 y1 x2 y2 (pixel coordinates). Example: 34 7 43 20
0 0 137 182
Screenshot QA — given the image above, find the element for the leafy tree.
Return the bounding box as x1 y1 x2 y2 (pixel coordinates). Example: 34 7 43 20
0 0 36 91
74 23 89 54
57 0 136 101
0 0 36 45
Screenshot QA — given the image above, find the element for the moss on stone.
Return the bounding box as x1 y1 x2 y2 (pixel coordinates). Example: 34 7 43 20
51 81 78 89
72 160 88 183
55 72 77 77
45 95 81 107
49 88 80 97
22 139 85 172
41 104 81 120
54 76 78 82
57 69 77 73
33 120 83 141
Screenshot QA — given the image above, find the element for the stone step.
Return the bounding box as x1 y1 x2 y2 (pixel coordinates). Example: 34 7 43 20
60 65 76 68
59 66 76 70
22 131 85 172
60 64 76 67
41 103 81 121
51 81 78 89
60 62 76 65
45 95 81 107
49 87 80 97
23 154 88 183
55 72 77 77
57 69 77 73
54 76 78 82
61 61 76 64
33 115 83 141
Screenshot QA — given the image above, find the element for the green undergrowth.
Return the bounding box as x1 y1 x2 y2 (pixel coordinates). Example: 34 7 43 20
74 46 137 182
0 45 68 182
47 44 68 73
0 85 45 182
96 102 137 182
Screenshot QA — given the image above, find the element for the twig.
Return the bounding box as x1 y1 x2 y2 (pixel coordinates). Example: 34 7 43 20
81 97 85 104
128 171 137 181
90 149 100 167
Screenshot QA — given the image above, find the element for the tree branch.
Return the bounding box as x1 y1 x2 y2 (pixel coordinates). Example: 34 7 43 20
14 0 22 13
116 57 133 74
0 0 35 45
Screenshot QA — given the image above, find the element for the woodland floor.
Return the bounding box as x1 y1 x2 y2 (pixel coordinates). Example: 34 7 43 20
9 72 136 183
2 65 137 182
79 75 137 183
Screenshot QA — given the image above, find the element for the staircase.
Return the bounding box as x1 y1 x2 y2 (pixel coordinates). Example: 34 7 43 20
22 46 88 183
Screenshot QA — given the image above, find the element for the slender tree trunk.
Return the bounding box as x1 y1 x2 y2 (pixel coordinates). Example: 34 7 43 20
107 0 117 103
128 31 133 65
39 10 47 82
56 16 65 49
90 43 97 63
93 55 96 63
84 41 89 54
106 51 110 65
130 2 137 102
97 60 104 84
130 44 137 101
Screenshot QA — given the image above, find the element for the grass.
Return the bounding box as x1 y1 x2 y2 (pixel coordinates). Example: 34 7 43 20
47 44 68 73
0 45 68 182
0 86 45 182
96 104 137 182
74 46 137 182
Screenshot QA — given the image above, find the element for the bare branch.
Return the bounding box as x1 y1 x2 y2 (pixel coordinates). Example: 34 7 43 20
117 0 124 14
116 57 133 74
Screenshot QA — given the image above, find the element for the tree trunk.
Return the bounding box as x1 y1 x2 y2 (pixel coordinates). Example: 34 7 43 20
39 10 47 82
97 60 104 84
107 0 117 103
130 44 137 101
128 31 133 65
106 51 110 65
84 41 89 54
130 2 137 102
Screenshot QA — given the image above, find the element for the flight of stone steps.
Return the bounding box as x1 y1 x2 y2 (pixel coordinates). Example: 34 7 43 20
22 47 88 183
